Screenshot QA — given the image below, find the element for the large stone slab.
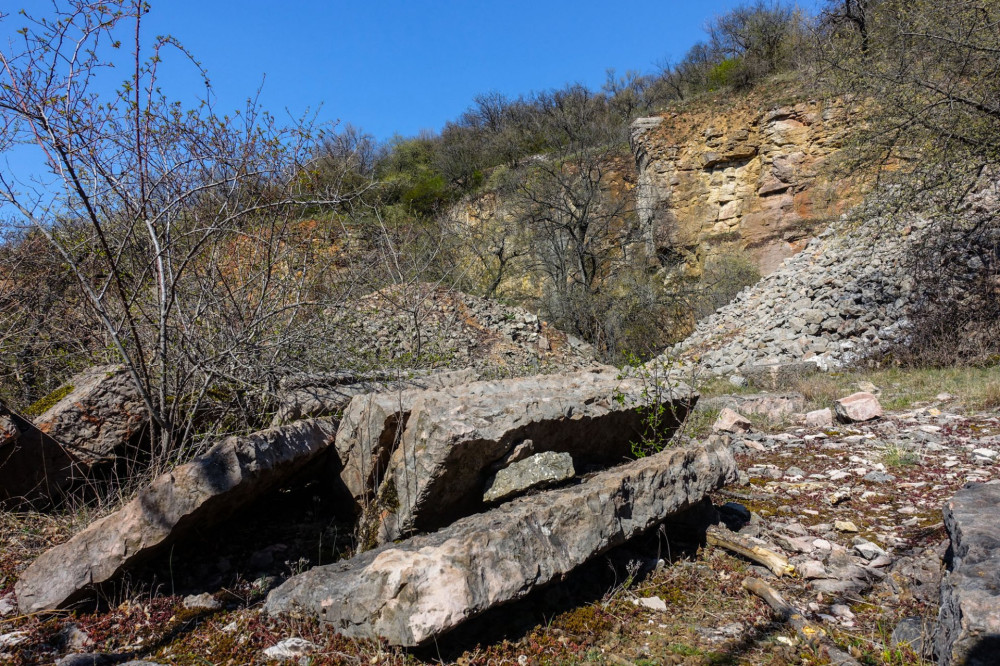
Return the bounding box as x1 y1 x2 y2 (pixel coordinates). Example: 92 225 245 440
15 419 338 613
333 370 607 515
934 482 1000 666
0 401 82 508
271 368 478 426
265 439 737 646
359 370 696 545
33 365 147 462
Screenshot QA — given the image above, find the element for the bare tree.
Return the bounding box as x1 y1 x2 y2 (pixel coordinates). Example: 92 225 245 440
0 1 367 463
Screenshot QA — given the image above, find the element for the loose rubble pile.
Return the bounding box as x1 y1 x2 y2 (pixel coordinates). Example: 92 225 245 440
662 222 922 374
718 395 1000 664
334 283 600 376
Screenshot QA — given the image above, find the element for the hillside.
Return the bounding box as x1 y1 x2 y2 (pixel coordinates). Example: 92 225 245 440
2 2 1000 666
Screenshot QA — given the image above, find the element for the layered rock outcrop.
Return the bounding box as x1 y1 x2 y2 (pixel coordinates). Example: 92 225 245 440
631 97 857 277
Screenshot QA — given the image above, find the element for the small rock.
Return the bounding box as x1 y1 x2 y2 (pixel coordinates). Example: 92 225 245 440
500 439 536 466
855 381 881 396
61 623 93 650
483 451 575 504
798 560 828 579
0 631 28 648
863 471 896 484
831 603 855 619
0 595 14 617
971 448 997 459
182 593 221 611
262 637 317 661
853 539 887 561
634 596 668 611
55 655 118 666
805 408 833 428
729 374 748 388
835 392 883 423
834 520 859 533
713 407 751 434
785 466 807 478
827 489 851 506
891 617 929 654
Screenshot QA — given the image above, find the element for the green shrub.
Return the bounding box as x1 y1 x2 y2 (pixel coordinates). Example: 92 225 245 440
707 58 740 89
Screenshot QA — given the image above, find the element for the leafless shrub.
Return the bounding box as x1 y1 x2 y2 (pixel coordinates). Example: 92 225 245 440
0 1 371 470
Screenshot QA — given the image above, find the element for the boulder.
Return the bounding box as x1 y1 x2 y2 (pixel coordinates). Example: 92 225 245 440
483 451 575 504
805 408 834 428
264 439 737 646
834 392 883 423
15 419 338 613
357 370 696 546
332 370 488 512
934 482 1000 666
0 401 82 508
33 365 146 462
271 368 478 426
713 407 752 434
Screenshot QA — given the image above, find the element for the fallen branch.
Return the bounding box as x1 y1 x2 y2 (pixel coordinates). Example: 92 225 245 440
743 577 860 666
742 577 818 638
707 525 794 577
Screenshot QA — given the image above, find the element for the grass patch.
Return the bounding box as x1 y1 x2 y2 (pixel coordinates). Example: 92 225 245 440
881 443 920 468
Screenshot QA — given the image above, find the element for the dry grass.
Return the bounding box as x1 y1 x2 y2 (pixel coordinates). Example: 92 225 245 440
981 381 1000 410
699 364 1000 415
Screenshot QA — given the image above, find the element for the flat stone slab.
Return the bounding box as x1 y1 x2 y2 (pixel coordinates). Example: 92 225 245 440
359 370 696 545
0 401 82 509
265 438 737 646
483 450 575 504
934 482 1000 666
15 419 338 613
271 368 478 426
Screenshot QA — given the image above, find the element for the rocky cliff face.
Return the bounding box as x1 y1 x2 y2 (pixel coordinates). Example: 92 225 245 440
630 96 858 277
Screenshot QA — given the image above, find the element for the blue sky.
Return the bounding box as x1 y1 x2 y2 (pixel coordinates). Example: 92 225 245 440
123 0 823 141
1 0 823 191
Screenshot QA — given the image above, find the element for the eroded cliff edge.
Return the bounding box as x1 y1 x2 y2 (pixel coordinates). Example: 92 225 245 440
631 95 860 278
